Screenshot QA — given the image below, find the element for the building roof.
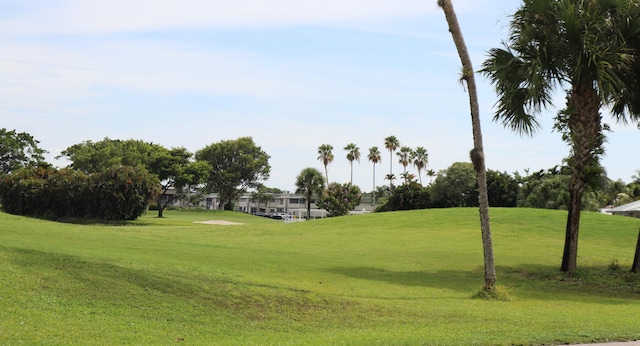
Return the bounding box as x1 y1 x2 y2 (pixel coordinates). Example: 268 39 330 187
609 200 640 212
607 200 640 218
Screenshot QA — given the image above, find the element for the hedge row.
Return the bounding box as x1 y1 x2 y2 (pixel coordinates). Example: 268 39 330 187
0 166 160 220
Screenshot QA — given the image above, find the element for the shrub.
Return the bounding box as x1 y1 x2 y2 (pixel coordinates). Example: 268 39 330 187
0 165 159 220
315 183 362 217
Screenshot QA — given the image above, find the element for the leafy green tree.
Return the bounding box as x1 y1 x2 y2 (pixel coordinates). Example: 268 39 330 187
368 147 382 204
430 162 478 208
344 143 360 185
60 138 209 217
384 136 399 190
59 138 162 173
518 169 570 209
152 148 211 217
481 0 640 272
317 144 334 185
0 128 48 175
486 170 518 207
411 146 429 186
376 180 430 212
295 167 325 219
196 137 270 210
440 0 496 291
316 182 362 217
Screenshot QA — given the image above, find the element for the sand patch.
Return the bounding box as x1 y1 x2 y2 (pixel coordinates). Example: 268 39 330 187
194 220 244 226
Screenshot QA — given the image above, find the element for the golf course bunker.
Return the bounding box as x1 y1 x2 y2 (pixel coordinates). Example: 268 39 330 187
194 220 244 226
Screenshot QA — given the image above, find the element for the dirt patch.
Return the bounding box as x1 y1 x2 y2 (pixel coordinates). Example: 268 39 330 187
194 220 244 226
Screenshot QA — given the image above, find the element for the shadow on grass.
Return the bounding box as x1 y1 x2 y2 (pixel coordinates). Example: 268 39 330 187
328 265 640 302
2 246 369 323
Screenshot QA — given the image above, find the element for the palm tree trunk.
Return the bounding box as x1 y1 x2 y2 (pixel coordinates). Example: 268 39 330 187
350 162 353 185
324 166 329 187
439 0 496 290
632 228 640 273
389 150 393 191
372 163 376 205
561 83 602 272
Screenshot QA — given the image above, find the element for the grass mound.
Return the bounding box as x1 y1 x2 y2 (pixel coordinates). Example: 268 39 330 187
1 208 640 344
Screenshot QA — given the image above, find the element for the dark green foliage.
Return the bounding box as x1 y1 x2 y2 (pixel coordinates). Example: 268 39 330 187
486 170 518 207
518 169 570 209
0 166 159 220
196 137 270 210
90 166 160 220
430 162 478 208
59 138 162 174
315 182 362 217
376 181 430 212
0 128 48 175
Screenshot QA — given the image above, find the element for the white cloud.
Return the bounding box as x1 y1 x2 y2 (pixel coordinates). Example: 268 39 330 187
0 0 441 35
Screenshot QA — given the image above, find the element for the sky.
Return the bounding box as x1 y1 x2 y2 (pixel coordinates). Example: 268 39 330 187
2 0 639 193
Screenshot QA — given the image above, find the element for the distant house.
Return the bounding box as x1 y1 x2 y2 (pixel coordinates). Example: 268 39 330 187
158 189 375 218
604 200 640 218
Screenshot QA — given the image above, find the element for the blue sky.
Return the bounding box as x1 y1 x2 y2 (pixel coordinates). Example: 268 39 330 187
1 0 638 192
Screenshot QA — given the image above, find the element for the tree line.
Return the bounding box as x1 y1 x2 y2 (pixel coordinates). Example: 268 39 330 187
0 131 271 219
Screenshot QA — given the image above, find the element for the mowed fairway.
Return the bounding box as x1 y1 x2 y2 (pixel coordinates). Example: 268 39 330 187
1 208 639 345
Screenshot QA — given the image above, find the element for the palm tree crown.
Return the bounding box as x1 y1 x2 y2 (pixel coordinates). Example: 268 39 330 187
384 136 399 190
317 144 333 186
344 143 360 185
396 146 413 177
295 167 325 219
481 0 640 272
411 146 428 186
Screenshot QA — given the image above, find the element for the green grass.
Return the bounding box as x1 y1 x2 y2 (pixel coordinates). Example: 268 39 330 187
1 208 639 345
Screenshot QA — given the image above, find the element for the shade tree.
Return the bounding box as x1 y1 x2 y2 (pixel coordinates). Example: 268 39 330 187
196 137 270 210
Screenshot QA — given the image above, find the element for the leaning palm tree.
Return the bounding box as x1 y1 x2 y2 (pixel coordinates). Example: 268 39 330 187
481 0 640 273
396 146 413 181
295 167 325 220
439 0 496 291
384 136 400 190
412 146 429 186
317 144 334 186
367 146 382 205
344 143 360 185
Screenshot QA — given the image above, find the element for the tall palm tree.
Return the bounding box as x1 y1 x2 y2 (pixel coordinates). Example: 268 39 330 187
384 136 399 190
412 146 429 186
367 146 382 205
481 0 640 273
396 146 413 183
295 167 325 220
439 0 496 291
317 144 333 186
344 143 360 185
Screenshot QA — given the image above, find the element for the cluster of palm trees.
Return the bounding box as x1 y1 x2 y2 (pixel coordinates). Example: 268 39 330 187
316 136 433 203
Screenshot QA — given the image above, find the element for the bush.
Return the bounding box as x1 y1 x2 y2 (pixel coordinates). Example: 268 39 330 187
376 181 430 212
315 183 362 217
0 165 160 220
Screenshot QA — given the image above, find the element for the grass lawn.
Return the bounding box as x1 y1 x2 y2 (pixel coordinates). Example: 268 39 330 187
1 208 639 345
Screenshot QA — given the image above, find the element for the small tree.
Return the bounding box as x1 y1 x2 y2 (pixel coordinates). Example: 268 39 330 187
196 137 270 210
0 128 48 175
295 167 325 219
316 182 362 217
